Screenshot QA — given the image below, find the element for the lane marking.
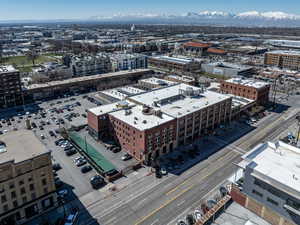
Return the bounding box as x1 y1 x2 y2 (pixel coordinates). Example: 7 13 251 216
134 184 194 225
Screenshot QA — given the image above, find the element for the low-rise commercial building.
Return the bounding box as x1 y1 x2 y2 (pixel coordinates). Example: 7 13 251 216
0 130 57 225
264 50 300 70
220 78 270 105
201 62 254 78
231 141 300 225
137 77 178 90
182 42 212 56
164 75 196 86
88 83 232 164
148 55 201 73
0 66 23 110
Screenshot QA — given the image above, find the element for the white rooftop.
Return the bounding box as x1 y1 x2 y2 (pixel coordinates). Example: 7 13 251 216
225 78 269 89
88 101 135 116
129 83 231 118
152 55 193 64
166 75 195 82
267 50 300 56
240 141 300 198
101 86 145 101
109 105 174 131
0 65 18 73
139 77 178 86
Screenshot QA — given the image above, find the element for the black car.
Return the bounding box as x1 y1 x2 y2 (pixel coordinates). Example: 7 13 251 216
65 149 77 156
105 169 118 177
49 131 55 136
155 169 162 178
90 175 105 189
81 165 92 173
52 163 62 171
112 147 121 153
31 122 37 128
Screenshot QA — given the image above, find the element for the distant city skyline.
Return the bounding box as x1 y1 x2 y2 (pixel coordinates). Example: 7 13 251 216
0 0 299 20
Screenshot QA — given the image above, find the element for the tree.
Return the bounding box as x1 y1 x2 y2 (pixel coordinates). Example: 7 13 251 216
26 49 39 65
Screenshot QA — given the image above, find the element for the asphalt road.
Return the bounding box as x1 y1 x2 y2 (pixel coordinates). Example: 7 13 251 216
81 106 300 225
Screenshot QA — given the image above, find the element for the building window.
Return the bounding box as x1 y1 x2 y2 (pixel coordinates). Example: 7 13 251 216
11 191 16 199
252 189 263 197
28 177 33 182
22 196 27 204
1 195 7 203
3 204 8 212
29 184 35 191
9 182 15 189
31 193 36 200
20 187 26 195
13 200 18 208
44 187 48 194
19 180 24 186
42 178 47 186
287 199 300 210
267 197 278 206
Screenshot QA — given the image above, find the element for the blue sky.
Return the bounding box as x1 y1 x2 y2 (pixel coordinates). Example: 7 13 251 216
0 0 299 20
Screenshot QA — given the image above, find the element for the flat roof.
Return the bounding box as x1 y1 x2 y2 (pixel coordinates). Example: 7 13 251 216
109 105 174 131
240 141 300 198
0 65 18 74
88 101 135 116
166 75 195 82
266 50 300 55
25 69 152 89
129 83 231 118
225 78 269 89
151 55 193 64
101 86 146 101
139 77 178 86
206 62 252 71
0 130 49 164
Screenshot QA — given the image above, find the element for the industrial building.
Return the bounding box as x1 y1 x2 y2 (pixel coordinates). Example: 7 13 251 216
0 130 57 225
201 62 254 78
264 50 300 71
0 66 23 110
164 75 196 86
88 83 232 164
231 141 300 225
220 78 270 105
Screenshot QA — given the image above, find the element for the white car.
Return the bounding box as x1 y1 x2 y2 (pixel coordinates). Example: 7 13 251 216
58 189 68 198
160 167 167 175
194 209 202 221
73 156 84 163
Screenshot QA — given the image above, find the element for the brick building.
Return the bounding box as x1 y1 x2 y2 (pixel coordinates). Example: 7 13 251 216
264 50 300 70
0 66 23 110
88 83 232 164
182 42 212 56
0 130 57 225
220 78 270 105
148 55 201 73
230 141 300 225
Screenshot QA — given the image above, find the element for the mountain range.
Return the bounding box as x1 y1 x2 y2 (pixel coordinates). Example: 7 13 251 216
89 11 300 27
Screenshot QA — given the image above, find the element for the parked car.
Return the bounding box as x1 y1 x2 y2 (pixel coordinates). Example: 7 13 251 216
52 163 62 171
112 146 121 153
105 169 118 177
90 175 105 189
81 165 92 173
121 153 132 161
75 159 87 167
65 149 77 156
57 189 68 198
177 220 187 225
64 211 79 225
194 209 202 221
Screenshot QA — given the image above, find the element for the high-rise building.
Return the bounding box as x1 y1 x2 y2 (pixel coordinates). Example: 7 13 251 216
0 66 23 110
0 130 57 225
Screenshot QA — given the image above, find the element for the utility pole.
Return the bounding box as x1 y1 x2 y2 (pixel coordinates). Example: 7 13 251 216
296 114 300 146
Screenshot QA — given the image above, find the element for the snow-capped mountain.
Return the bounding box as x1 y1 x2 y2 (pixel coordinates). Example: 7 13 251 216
89 11 300 27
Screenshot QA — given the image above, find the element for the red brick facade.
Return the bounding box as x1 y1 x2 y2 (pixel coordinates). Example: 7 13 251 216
108 114 177 162
220 81 270 105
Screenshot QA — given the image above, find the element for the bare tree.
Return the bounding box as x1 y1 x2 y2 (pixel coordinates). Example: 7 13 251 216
26 49 39 65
